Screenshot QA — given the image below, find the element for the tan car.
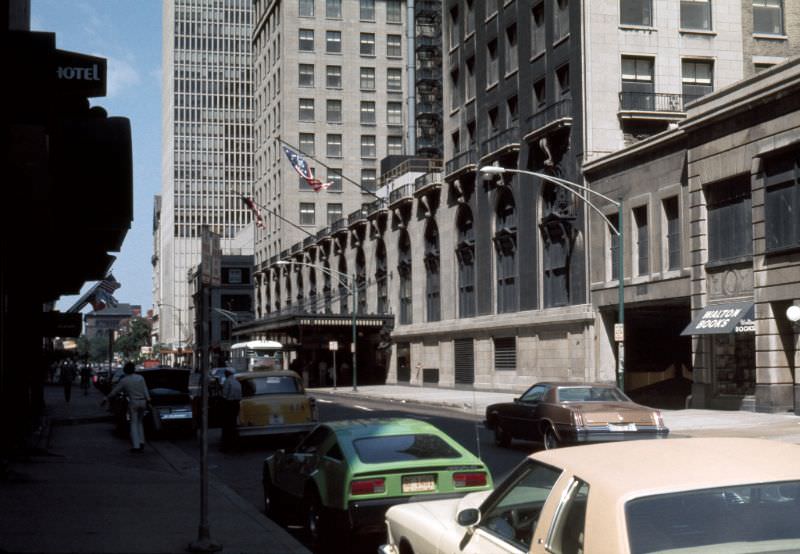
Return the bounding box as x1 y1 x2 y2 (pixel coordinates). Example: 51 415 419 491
233 370 318 438
485 382 668 449
380 438 800 554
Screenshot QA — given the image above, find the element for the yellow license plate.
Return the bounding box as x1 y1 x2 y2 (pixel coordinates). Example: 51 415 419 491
402 474 436 493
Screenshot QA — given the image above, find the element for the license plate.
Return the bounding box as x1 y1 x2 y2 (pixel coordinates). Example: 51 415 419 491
609 423 637 432
402 474 436 493
269 413 284 425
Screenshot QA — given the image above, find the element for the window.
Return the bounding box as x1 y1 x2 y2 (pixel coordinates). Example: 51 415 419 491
299 28 314 51
299 0 314 17
465 0 475 35
326 0 341 18
633 205 649 276
360 33 375 56
360 0 375 21
681 0 711 30
299 133 315 156
387 102 402 125
621 0 652 26
298 63 314 86
494 337 516 371
398 231 412 325
682 60 713 103
361 135 377 158
299 164 318 190
326 203 342 225
487 39 499 86
456 207 475 318
326 65 341 88
360 67 375 90
387 136 403 155
534 78 546 110
663 196 681 270
753 0 783 35
532 3 545 56
466 57 476 100
299 98 315 121
478 460 562 551
494 190 518 313
361 168 377 191
387 0 402 23
299 203 315 226
326 133 342 157
360 101 376 124
764 151 800 252
555 0 569 40
425 223 441 322
706 177 752 263
387 67 402 91
547 480 589 554
326 168 342 191
505 24 518 74
449 6 460 49
609 212 620 280
326 99 342 123
387 34 402 57
621 56 655 110
326 30 341 53
376 241 388 313
556 64 570 98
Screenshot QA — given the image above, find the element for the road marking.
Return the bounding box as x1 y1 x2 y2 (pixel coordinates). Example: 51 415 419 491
353 405 374 412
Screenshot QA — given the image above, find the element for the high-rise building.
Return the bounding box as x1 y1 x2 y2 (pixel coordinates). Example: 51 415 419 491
157 0 254 356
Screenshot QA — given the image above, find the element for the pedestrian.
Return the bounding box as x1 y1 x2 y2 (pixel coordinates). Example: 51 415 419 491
101 361 151 452
60 361 75 403
220 368 242 451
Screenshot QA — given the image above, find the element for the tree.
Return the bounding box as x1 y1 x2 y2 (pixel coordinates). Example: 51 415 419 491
114 317 152 360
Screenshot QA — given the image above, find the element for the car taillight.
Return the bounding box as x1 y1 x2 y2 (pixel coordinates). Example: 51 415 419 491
653 411 665 428
572 410 585 427
453 472 487 488
350 478 385 495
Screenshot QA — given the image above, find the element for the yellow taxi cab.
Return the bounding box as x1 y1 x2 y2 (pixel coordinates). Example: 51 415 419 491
234 370 318 438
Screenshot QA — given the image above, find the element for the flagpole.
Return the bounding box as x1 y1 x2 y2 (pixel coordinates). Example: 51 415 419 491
237 192 317 240
277 138 385 203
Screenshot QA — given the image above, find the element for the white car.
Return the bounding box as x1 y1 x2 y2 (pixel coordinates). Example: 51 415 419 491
379 438 800 554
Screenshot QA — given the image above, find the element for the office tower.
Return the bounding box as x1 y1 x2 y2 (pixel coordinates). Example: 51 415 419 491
157 0 253 356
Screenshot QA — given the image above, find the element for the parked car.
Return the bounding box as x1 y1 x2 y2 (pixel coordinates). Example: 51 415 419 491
208 369 317 439
380 437 800 554
262 418 493 551
484 381 668 449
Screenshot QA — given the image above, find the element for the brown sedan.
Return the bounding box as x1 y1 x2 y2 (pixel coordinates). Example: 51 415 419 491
484 382 668 449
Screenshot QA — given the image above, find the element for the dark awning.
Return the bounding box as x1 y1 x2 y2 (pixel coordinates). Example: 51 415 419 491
681 301 755 336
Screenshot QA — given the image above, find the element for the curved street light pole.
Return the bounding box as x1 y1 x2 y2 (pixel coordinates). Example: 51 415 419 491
479 166 625 391
275 260 359 391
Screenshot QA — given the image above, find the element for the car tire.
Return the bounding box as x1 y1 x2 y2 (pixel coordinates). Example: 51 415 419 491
494 422 511 448
304 489 328 552
263 475 277 519
543 426 559 450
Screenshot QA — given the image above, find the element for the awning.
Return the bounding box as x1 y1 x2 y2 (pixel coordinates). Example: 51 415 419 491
681 301 755 336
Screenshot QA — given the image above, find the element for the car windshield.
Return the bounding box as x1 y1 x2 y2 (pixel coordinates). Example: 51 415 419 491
352 434 462 463
241 375 302 396
557 386 627 402
626 481 800 553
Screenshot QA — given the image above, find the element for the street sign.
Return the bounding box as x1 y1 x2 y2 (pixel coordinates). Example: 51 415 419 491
614 323 624 342
329 341 338 351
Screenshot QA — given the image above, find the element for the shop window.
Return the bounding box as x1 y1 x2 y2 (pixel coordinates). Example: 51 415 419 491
706 177 752 264
764 151 800 252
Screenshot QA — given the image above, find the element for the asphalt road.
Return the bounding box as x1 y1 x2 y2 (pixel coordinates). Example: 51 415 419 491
171 392 537 552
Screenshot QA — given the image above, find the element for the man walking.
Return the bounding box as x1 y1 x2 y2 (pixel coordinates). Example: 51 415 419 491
220 368 242 451
102 362 151 452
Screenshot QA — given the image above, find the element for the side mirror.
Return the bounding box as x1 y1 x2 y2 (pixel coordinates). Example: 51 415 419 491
457 508 480 527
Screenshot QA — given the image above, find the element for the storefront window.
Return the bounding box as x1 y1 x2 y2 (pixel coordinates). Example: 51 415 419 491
712 333 755 396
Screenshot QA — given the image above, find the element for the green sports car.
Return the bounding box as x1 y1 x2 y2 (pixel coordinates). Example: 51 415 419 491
261 418 493 551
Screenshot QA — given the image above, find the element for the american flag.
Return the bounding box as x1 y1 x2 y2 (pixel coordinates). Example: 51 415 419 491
241 195 265 228
282 146 332 192
98 273 120 293
91 274 120 310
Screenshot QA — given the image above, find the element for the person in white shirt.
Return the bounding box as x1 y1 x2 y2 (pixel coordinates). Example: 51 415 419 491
220 369 242 451
102 362 151 452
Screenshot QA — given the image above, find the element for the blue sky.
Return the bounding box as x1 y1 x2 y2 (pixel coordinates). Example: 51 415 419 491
31 1 162 313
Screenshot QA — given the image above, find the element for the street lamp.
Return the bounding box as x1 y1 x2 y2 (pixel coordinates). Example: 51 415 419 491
276 260 359 391
479 165 626 390
158 302 184 365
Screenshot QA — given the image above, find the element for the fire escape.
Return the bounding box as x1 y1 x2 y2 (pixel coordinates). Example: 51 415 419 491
415 0 443 159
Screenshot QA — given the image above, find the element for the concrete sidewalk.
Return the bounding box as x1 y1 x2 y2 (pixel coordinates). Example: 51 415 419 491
0 383 309 554
313 384 800 443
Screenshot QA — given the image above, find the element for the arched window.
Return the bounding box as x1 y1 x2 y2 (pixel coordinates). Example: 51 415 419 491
494 189 518 313
338 255 349 314
375 240 388 314
424 221 441 322
356 248 367 315
398 231 412 325
456 206 475 318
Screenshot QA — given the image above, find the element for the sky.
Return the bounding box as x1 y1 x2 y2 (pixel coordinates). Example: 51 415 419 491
31 0 163 314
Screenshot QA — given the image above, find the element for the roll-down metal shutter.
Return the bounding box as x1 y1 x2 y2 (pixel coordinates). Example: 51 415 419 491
454 338 474 384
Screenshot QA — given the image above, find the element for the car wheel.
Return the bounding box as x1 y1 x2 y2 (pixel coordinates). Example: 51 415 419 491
263 475 277 519
494 422 511 448
543 426 559 450
304 489 327 551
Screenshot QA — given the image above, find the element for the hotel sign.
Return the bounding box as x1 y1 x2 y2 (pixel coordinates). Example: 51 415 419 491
53 49 107 97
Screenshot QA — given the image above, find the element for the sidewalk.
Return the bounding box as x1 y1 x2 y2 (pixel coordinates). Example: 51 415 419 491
0 383 309 554
313 384 800 443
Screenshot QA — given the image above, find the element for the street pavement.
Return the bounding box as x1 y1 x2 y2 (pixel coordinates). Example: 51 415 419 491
2 382 799 554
